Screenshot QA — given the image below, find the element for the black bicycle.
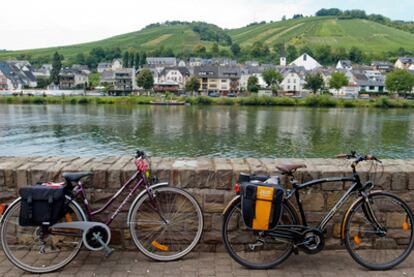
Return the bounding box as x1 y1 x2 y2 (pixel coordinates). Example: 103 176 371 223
222 151 414 270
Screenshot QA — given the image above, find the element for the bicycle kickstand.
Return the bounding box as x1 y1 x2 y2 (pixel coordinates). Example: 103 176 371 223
93 232 114 257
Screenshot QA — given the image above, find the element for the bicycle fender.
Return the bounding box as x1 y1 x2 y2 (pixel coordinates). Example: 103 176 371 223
340 190 383 241
127 182 169 226
223 196 240 215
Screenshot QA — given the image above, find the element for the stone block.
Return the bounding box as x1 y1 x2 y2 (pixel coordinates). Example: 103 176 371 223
245 158 267 175
213 158 233 190
300 191 324 212
230 158 250 181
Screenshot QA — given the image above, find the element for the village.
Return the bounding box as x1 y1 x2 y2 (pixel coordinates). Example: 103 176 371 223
0 53 413 98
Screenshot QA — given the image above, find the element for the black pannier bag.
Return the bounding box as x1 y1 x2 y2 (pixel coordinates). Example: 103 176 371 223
240 181 284 230
19 185 67 226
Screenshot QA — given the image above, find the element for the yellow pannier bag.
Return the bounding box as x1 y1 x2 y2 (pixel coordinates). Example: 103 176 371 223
240 182 284 230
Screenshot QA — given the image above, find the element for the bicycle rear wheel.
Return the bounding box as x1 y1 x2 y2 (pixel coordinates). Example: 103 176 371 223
128 187 203 261
0 197 86 273
344 191 414 270
222 197 298 269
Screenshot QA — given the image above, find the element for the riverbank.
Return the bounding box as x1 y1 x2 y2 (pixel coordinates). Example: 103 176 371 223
0 95 413 108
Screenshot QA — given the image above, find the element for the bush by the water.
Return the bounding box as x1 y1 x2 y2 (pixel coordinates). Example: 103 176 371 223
1 95 414 109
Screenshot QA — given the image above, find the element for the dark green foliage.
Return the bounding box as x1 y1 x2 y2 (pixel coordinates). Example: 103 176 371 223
349 47 364 63
262 69 283 87
185 76 201 94
136 69 154 90
329 72 348 90
123 51 129 68
304 72 324 93
231 43 241 57
286 45 298 63
191 22 232 45
51 52 63 85
247 76 259 93
385 70 414 94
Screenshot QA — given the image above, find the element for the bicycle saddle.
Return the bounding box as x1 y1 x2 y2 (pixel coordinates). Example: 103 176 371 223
276 163 306 174
62 172 93 183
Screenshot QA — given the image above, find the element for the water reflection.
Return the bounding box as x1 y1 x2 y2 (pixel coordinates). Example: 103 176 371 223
0 104 413 159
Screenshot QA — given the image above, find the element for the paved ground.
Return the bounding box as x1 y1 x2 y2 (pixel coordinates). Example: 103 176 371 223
1 250 413 277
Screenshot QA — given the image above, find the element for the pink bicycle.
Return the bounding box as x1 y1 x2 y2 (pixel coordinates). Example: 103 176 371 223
0 151 204 273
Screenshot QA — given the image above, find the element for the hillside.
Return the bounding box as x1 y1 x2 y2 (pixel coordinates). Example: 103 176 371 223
1 16 414 61
228 17 414 53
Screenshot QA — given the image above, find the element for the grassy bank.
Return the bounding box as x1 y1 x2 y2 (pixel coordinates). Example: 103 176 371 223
1 95 414 109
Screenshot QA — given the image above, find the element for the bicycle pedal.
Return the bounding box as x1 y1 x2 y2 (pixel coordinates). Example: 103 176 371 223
104 247 114 258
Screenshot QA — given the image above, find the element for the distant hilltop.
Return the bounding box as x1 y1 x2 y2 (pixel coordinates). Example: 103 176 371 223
1 8 414 66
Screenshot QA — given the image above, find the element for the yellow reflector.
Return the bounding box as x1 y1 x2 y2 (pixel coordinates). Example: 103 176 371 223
151 240 169 251
354 235 362 245
65 213 73 222
252 186 274 230
146 169 150 178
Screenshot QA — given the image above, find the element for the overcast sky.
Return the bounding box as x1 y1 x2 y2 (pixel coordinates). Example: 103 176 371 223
1 0 413 50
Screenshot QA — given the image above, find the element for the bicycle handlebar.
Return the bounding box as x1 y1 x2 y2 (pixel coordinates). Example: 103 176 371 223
335 151 382 164
135 150 145 159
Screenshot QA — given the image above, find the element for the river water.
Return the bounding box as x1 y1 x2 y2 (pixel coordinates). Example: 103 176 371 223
0 104 413 159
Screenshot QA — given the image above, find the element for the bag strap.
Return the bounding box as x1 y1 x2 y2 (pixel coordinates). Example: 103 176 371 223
46 194 54 225
27 195 33 219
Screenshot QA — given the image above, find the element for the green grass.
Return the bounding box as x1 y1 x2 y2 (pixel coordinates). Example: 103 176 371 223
2 95 414 109
1 17 414 61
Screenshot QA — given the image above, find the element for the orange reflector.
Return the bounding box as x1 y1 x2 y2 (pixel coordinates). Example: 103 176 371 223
403 218 409 232
354 235 362 245
65 213 73 222
0 203 7 215
234 183 240 193
151 240 169 251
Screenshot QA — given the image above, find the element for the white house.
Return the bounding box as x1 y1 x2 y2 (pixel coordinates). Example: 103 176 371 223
289 53 322 70
158 67 191 89
111 59 123 71
336 60 352 71
280 72 307 93
394 57 414 70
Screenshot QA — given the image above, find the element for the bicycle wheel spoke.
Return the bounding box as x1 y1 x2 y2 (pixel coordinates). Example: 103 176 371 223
130 187 203 261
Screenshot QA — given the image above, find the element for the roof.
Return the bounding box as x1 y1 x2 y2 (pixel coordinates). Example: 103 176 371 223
193 66 241 78
398 57 414 64
338 60 352 68
372 61 392 66
160 66 190 77
146 57 177 65
352 72 384 86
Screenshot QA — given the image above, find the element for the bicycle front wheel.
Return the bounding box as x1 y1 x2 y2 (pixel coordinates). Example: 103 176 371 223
344 191 414 270
0 197 86 274
128 186 203 261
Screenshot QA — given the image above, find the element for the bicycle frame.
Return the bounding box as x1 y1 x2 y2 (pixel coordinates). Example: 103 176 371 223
272 164 379 239
71 170 153 226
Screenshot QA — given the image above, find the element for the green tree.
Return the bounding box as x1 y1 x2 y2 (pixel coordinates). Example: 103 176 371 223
211 43 219 56
123 51 130 68
314 45 332 65
262 69 283 87
349 47 363 63
36 77 51 89
88 73 100 88
385 69 414 95
304 72 324 93
140 52 147 66
185 76 201 95
329 72 348 91
136 69 154 90
193 44 207 57
74 53 85 64
251 41 269 58
134 52 140 69
286 45 298 63
247 75 259 93
231 43 241 57
51 52 63 85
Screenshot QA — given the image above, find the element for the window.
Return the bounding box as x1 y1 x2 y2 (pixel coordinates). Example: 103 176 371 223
287 85 290 90
303 54 307 61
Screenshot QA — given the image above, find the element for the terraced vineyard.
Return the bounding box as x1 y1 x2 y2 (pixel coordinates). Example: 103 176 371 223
1 16 414 60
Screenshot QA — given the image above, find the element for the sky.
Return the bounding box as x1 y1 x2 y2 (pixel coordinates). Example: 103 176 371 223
1 0 413 50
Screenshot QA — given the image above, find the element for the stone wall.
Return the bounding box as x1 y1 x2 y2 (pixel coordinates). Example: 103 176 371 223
1 156 413 251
